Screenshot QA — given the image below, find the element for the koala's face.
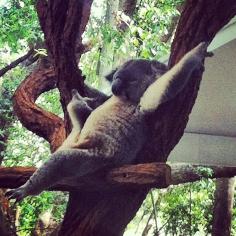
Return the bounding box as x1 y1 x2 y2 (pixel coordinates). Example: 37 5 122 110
105 59 167 103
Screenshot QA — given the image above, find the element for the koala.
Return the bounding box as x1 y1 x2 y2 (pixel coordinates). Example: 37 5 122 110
6 42 212 201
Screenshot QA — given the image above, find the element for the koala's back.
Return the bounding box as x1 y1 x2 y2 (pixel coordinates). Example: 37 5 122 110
76 96 146 163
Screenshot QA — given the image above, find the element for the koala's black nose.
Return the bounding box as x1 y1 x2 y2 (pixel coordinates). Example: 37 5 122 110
111 78 123 95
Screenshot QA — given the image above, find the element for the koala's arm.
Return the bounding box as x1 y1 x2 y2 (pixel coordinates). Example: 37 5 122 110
67 89 94 130
139 42 213 113
6 149 111 202
57 90 94 150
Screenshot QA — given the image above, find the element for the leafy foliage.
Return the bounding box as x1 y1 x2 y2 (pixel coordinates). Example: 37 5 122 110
132 0 182 58
80 0 183 87
0 0 42 52
232 196 236 235
160 180 215 235
126 180 215 235
16 192 67 236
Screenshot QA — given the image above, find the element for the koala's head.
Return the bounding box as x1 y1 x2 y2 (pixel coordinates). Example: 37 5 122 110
105 59 167 103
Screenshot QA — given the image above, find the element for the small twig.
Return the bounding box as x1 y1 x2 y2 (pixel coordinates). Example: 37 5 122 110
0 48 34 77
150 191 158 233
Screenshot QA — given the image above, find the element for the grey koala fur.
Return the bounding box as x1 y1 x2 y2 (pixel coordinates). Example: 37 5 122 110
6 42 212 201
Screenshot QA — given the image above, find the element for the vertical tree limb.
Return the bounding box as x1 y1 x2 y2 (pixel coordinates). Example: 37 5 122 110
36 0 93 133
212 178 235 236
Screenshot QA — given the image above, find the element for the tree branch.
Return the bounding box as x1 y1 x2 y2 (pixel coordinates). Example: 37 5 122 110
1 164 236 192
170 164 236 185
0 49 34 77
12 68 66 151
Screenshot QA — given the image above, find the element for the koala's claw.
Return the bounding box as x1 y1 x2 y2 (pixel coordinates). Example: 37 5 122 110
195 42 214 58
5 188 26 202
206 51 214 57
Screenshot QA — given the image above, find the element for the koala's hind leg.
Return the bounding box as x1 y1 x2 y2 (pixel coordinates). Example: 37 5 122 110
139 42 213 114
6 149 111 202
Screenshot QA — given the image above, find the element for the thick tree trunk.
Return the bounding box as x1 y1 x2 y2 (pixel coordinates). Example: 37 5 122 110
36 0 93 133
212 178 235 236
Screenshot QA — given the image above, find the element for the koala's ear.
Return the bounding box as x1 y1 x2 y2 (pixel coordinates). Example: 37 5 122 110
150 60 168 74
105 68 117 82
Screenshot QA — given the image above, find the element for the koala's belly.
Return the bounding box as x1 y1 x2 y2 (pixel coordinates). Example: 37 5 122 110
77 96 146 162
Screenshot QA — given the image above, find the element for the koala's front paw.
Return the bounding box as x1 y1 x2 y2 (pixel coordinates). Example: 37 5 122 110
5 187 27 202
190 42 214 77
193 42 214 59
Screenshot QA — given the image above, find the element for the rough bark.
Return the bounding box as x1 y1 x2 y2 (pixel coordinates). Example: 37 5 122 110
212 178 235 236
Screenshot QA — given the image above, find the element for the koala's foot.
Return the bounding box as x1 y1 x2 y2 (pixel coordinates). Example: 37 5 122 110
5 187 28 202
